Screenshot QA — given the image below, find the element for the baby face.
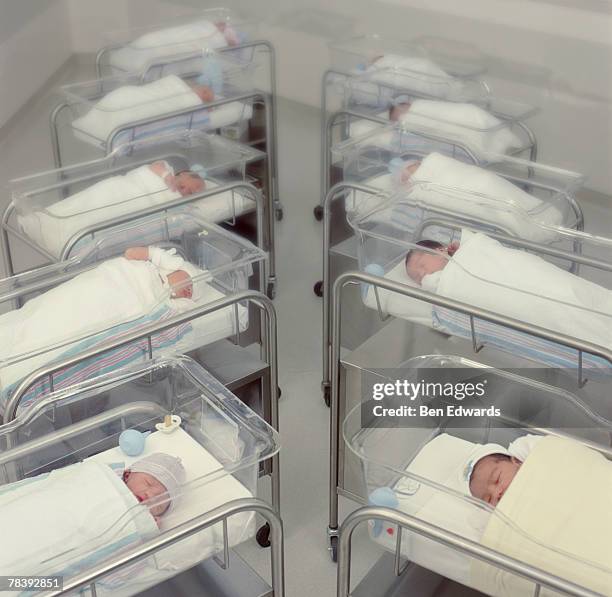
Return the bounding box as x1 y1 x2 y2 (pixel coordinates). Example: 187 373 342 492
175 172 205 197
192 85 215 103
167 270 193 299
469 454 522 507
389 102 411 122
405 250 448 284
124 471 170 517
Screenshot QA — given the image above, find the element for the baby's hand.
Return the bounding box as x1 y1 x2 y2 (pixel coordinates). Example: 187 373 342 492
447 241 460 256
124 247 150 261
193 85 215 103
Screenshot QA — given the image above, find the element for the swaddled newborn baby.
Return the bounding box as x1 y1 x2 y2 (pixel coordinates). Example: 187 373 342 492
122 452 186 526
464 435 541 506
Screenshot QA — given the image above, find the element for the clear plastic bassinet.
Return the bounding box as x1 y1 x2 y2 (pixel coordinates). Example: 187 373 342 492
329 34 487 79
0 214 267 416
347 199 612 373
10 130 264 260
100 8 259 77
60 52 256 153
0 355 279 596
333 126 585 239
343 354 612 596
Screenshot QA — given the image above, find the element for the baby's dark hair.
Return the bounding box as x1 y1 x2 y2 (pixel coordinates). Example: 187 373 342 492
405 239 445 268
389 101 411 121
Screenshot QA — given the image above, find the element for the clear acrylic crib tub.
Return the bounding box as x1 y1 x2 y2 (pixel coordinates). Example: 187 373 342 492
10 129 265 260
334 89 538 163
99 8 259 77
0 355 280 596
60 52 256 152
348 201 612 372
0 214 267 416
343 354 612 595
333 126 585 239
329 34 487 79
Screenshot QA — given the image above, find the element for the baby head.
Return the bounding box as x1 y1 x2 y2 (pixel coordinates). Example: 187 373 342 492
192 84 215 103
405 240 450 285
389 101 412 122
167 269 193 299
468 453 522 507
123 453 186 522
174 170 205 197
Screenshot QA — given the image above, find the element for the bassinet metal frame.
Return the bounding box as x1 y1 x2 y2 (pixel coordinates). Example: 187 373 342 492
0 400 284 596
337 506 600 597
2 178 266 283
319 181 593 404
315 68 539 219
326 270 612 560
50 48 280 296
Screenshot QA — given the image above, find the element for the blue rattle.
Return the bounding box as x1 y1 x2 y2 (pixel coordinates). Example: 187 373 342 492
119 429 150 457
369 487 399 537
361 263 385 300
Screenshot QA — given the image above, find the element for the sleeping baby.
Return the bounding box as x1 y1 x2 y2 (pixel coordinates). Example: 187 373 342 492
404 239 457 285
122 452 186 526
148 158 205 197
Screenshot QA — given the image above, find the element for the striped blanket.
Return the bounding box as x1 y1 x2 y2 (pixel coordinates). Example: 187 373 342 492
3 304 190 416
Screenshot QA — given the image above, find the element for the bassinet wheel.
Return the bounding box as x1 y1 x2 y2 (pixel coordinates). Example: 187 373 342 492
275 207 284 221
329 535 338 562
256 522 271 548
323 384 331 407
277 386 282 399
313 280 323 297
267 281 276 300
313 205 324 221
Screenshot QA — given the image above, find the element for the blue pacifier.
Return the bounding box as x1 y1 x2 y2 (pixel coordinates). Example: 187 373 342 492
369 487 399 537
119 429 151 457
361 263 385 300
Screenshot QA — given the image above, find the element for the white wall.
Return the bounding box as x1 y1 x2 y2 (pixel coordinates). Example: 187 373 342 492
251 0 612 192
2 0 611 192
0 0 72 127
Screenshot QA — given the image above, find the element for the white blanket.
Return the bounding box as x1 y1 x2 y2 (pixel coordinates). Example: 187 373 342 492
0 258 166 392
473 435 612 596
407 153 563 242
109 21 228 74
0 460 158 584
431 229 612 350
19 165 180 258
72 75 203 143
369 54 463 99
399 100 523 158
17 169 253 259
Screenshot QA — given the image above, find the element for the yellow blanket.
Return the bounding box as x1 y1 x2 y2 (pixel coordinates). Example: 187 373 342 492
472 435 612 596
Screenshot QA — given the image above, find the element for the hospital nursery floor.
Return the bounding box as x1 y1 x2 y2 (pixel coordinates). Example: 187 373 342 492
1 57 609 597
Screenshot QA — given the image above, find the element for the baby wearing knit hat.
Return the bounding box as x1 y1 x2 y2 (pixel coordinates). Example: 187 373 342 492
122 452 186 526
